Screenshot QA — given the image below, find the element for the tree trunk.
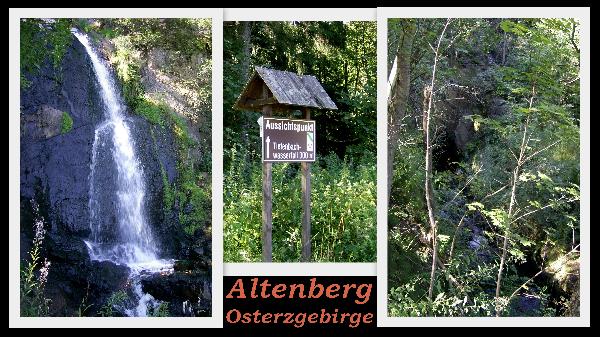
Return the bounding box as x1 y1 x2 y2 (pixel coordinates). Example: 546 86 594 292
261 84 273 262
424 85 438 301
424 19 451 302
502 31 507 65
387 20 415 204
495 89 534 316
241 22 252 79
301 108 312 262
495 164 520 314
241 22 253 150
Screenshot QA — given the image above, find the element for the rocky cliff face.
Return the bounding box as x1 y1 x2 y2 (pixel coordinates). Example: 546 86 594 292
428 48 511 172
21 37 101 236
20 35 181 316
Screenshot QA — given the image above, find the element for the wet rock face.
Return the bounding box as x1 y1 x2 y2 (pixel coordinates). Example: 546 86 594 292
43 233 130 316
20 35 179 244
510 293 543 316
454 115 474 152
126 117 179 256
141 271 212 317
20 37 102 235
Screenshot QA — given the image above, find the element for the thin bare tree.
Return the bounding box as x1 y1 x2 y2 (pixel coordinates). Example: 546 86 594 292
493 86 564 316
423 18 451 301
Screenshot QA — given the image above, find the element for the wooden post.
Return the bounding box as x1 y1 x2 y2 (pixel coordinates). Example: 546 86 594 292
262 85 273 262
301 108 312 262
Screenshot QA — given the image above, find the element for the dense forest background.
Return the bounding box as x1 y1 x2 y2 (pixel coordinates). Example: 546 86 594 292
223 21 377 262
387 18 580 316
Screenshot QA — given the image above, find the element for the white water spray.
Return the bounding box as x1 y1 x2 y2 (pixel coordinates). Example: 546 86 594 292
73 29 172 316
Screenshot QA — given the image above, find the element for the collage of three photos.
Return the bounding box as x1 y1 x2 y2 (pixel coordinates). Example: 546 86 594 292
12 8 586 324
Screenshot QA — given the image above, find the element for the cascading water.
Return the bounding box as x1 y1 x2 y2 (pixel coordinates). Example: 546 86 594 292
72 29 173 316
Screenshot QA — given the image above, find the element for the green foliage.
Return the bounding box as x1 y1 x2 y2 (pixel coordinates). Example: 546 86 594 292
388 18 580 317
60 111 73 134
109 35 145 115
77 286 93 317
166 112 210 237
20 200 52 317
224 147 376 262
20 19 73 87
150 302 170 317
48 20 72 69
389 279 498 317
135 98 168 126
177 166 210 237
107 19 211 58
98 290 128 317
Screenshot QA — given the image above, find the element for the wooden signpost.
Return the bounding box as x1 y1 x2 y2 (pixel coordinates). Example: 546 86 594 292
234 67 337 262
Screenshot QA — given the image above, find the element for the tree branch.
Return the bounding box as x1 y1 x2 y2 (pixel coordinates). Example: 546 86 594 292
570 21 580 55
482 184 509 201
509 197 579 225
523 140 561 164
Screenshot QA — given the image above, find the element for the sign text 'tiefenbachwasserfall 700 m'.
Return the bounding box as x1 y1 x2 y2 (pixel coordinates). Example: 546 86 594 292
261 117 316 162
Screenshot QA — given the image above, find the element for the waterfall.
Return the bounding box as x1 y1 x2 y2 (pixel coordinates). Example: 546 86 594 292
73 30 172 316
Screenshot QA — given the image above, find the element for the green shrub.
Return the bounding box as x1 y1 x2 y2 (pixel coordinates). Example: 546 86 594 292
135 98 167 126
98 290 128 317
110 35 144 114
150 302 170 317
224 147 376 262
61 111 73 134
20 19 72 87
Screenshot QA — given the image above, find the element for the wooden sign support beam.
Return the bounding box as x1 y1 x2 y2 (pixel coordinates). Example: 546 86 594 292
301 108 311 262
262 85 273 262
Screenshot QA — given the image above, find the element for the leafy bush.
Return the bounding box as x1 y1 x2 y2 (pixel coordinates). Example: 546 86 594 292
20 19 73 87
150 302 170 317
60 111 73 134
97 290 128 317
109 35 145 114
224 147 376 262
134 98 168 126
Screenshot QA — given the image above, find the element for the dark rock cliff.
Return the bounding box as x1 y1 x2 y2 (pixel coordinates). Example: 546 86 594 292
20 35 180 316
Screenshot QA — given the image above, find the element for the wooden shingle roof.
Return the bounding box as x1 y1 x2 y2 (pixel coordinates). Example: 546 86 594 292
234 66 338 112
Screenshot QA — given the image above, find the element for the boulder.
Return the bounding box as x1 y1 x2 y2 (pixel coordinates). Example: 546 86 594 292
141 271 211 317
489 97 510 118
21 105 64 140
